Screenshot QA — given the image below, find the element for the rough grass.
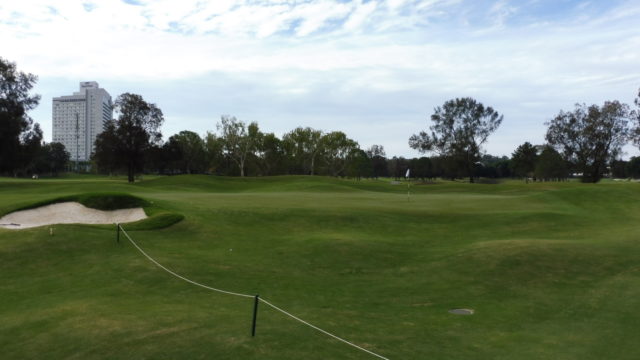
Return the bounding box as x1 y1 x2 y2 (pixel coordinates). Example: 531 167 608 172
0 175 639 359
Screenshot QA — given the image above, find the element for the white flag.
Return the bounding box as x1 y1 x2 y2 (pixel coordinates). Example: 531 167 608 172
405 168 410 178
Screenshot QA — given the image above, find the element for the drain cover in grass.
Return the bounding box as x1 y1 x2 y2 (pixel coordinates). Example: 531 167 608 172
448 308 474 315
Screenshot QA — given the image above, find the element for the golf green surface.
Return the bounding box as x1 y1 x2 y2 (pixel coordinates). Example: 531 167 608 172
1 175 639 359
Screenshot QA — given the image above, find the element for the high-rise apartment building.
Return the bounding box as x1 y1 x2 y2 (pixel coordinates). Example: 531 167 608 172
52 81 113 162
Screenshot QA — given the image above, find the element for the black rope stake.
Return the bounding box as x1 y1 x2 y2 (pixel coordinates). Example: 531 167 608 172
116 223 120 244
251 294 259 337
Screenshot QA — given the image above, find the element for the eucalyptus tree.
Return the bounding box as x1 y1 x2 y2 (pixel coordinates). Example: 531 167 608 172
321 131 358 176
628 156 640 178
366 144 388 178
168 130 206 174
511 142 538 179
217 115 260 177
282 127 323 175
409 97 503 183
204 131 224 174
387 156 409 180
35 142 70 176
0 57 42 175
534 145 568 181
545 101 630 182
18 123 43 175
257 132 286 176
410 157 434 180
93 120 120 175
346 148 372 180
93 93 164 182
632 88 640 150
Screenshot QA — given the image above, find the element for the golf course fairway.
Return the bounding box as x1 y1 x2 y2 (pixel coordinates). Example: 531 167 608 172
1 175 639 359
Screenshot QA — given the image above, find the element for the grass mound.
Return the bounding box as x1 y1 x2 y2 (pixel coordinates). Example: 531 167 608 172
136 174 431 194
76 193 149 210
2 192 149 214
125 209 185 230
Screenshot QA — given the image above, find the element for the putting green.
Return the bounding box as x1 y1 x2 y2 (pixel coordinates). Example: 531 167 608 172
1 175 639 359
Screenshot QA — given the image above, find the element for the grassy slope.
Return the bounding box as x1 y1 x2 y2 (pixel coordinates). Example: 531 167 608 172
1 175 639 359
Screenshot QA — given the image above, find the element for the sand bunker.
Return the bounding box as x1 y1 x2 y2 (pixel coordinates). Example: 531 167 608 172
0 202 147 230
448 308 474 315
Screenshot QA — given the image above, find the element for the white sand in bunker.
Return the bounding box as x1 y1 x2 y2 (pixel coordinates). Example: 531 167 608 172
0 202 147 230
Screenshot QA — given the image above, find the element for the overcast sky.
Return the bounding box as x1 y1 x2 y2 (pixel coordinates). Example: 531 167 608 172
2 0 639 158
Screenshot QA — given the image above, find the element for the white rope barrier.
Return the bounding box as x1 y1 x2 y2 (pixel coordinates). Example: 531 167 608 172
118 224 391 360
259 298 390 360
119 225 254 298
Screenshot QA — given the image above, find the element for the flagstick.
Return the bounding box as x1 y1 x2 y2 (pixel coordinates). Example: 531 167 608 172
405 168 411 202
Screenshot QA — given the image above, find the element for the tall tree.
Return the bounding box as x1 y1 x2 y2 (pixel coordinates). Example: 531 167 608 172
534 145 568 181
345 148 372 180
144 143 170 175
632 88 640 149
93 120 120 175
387 156 409 180
93 93 163 182
168 130 205 174
217 115 260 177
545 101 630 183
0 57 41 175
366 145 388 178
49 142 70 174
411 157 434 180
282 127 323 175
511 142 538 179
18 123 43 175
204 131 224 174
320 131 358 176
409 97 503 183
627 156 640 179
256 132 286 176
36 142 70 176
610 160 628 179
477 154 511 179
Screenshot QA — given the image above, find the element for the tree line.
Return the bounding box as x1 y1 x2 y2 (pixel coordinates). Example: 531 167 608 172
94 106 376 181
409 96 640 183
2 56 640 183
1 57 69 177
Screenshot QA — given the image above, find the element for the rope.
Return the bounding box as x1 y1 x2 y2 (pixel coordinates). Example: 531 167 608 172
119 225 254 298
259 298 390 360
119 224 390 360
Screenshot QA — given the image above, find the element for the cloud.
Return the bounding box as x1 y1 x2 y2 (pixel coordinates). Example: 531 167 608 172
488 0 518 28
342 1 377 31
1 0 639 157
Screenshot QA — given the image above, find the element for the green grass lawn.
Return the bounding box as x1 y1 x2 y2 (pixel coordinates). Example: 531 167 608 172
1 175 639 359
